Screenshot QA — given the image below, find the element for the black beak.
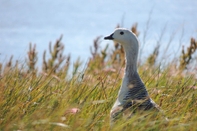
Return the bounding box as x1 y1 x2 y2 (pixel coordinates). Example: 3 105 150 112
104 33 114 40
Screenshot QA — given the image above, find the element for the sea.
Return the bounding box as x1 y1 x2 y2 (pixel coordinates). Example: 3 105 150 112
0 0 197 68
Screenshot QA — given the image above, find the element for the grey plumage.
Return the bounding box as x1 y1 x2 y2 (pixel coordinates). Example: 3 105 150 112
111 69 159 121
104 28 160 122
123 69 156 109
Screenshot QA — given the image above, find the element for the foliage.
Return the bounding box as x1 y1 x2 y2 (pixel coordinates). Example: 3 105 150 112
180 38 197 70
0 24 197 131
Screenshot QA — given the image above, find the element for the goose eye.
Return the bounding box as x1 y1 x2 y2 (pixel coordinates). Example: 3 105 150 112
120 32 124 35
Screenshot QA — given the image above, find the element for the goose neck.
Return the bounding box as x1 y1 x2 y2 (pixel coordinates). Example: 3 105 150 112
124 47 138 74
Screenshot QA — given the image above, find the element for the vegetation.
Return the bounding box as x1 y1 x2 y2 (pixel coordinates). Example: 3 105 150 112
0 24 197 131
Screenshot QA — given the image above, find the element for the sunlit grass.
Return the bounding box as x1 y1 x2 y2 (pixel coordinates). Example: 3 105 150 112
0 24 197 131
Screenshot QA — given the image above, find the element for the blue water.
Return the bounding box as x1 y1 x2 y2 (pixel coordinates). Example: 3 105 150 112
0 0 197 65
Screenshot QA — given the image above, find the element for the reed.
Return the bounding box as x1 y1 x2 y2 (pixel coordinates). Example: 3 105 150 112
0 24 197 131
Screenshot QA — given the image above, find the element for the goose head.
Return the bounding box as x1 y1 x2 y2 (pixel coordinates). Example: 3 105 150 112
104 28 139 50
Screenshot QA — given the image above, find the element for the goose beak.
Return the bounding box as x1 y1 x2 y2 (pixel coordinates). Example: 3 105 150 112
104 33 114 40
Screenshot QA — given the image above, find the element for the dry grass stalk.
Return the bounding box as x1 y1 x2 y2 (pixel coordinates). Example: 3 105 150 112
180 38 197 70
147 45 160 66
26 43 37 72
42 35 67 74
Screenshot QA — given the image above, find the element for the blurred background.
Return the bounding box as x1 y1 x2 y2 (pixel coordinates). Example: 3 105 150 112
0 0 197 65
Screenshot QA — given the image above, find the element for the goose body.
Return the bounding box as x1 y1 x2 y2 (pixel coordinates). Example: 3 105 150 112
104 28 159 122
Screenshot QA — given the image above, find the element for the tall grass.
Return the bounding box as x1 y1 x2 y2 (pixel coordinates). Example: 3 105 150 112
0 24 197 131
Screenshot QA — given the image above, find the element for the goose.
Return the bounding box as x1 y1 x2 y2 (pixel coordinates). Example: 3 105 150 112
104 28 160 122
